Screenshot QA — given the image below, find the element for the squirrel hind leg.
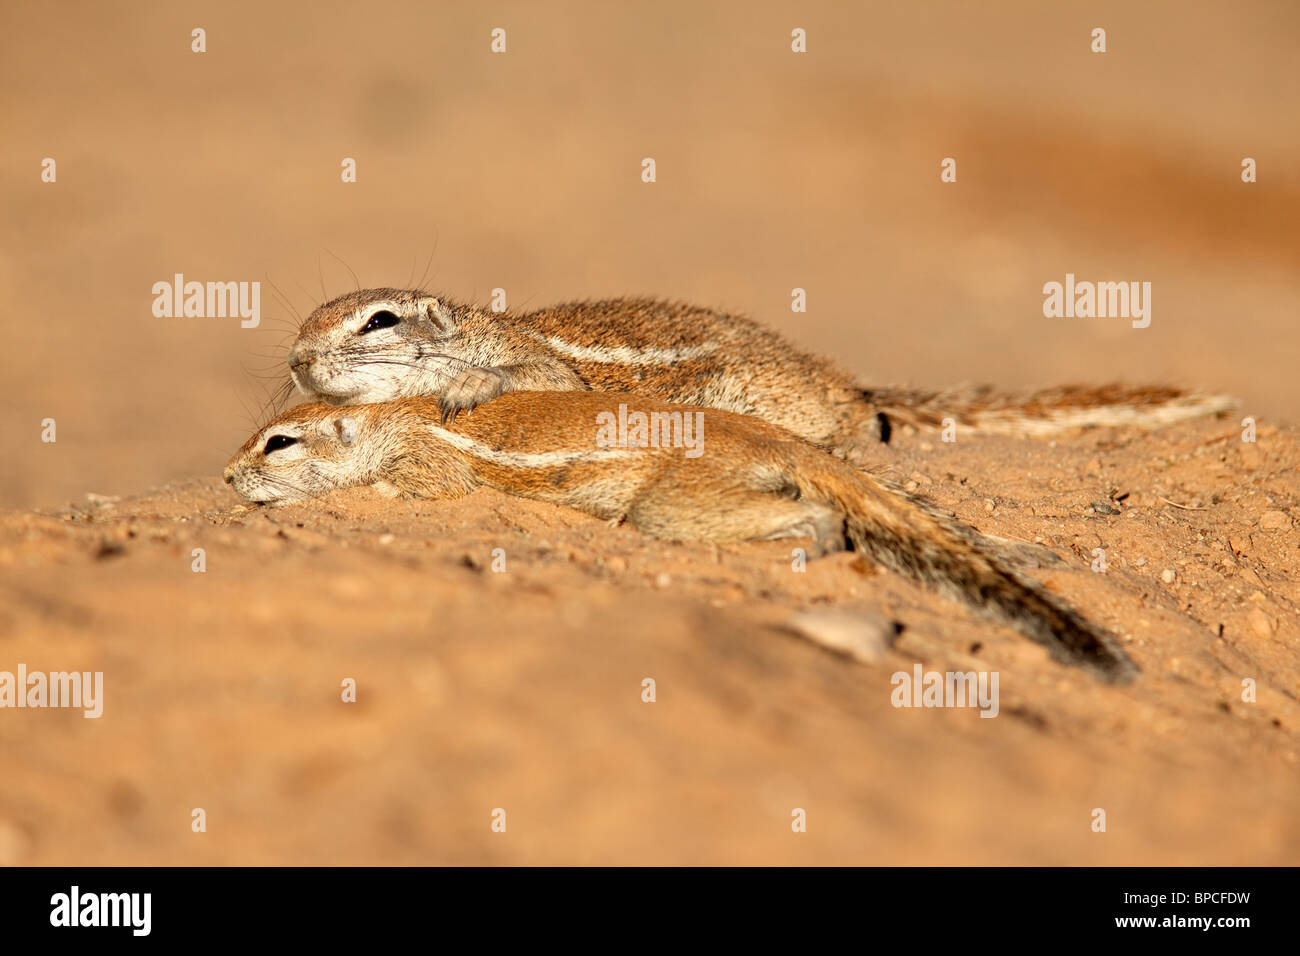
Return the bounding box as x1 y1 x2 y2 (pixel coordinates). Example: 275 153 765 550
724 496 846 555
827 402 894 464
627 483 847 555
763 500 847 556
845 406 892 445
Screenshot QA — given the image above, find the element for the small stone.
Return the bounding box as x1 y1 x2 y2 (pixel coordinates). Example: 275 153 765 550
378 533 395 545
908 471 932 486
785 609 898 664
983 499 995 513
849 556 878 576
1091 500 1120 516
607 556 628 573
1160 568 1177 584
904 480 919 493
1259 511 1291 532
1134 557 1147 567
654 572 672 589
96 540 126 560
1247 607 1274 638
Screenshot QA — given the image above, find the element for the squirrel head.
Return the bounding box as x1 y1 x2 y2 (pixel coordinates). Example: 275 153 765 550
288 288 462 404
223 402 379 503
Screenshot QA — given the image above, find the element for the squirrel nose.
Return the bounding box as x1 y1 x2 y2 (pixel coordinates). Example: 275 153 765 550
222 465 235 486
288 347 315 373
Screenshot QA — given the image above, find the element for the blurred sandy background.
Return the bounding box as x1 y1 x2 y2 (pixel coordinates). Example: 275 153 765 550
2 0 1297 507
1 1 1299 867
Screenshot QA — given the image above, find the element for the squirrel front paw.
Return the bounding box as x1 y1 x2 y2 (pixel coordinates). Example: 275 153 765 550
438 367 508 424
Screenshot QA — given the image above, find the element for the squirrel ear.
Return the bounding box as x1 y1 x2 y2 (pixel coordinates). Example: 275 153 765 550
336 416 359 444
419 297 454 332
318 415 358 444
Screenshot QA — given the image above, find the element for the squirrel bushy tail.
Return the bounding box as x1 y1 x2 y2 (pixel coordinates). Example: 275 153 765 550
799 461 1138 681
863 383 1236 438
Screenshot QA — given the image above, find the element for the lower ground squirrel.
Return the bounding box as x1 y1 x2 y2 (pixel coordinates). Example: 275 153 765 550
224 392 1138 681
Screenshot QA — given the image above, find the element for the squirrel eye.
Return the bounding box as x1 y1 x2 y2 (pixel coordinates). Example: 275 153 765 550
263 435 299 454
360 310 400 334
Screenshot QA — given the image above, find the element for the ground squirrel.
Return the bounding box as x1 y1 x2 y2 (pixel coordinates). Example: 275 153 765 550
284 288 1235 458
224 392 1138 681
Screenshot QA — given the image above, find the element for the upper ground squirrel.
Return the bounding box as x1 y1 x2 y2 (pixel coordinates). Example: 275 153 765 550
285 289 1235 458
224 392 1138 682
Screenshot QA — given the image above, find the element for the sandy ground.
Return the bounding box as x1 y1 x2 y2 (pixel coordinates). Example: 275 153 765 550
1 415 1297 865
2 1 1298 864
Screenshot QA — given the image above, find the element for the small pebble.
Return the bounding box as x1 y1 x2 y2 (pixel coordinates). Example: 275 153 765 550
1247 607 1274 638
1160 568 1177 584
1259 511 1291 531
785 609 898 664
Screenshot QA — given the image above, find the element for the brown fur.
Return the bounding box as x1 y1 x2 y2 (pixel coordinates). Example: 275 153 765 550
290 290 877 452
226 392 1138 681
288 289 1234 457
